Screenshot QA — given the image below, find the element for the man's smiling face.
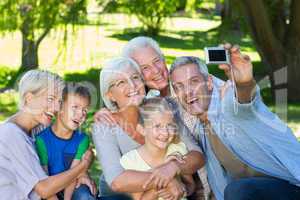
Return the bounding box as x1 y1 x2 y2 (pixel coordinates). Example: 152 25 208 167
171 63 212 116
130 46 169 91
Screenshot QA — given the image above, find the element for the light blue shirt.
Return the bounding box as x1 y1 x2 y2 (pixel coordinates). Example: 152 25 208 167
195 77 300 200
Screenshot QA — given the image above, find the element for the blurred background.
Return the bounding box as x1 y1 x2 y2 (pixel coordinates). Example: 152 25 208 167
1 0 299 182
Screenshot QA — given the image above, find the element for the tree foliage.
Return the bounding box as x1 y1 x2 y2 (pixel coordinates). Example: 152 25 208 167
0 0 87 70
239 0 300 101
102 0 179 36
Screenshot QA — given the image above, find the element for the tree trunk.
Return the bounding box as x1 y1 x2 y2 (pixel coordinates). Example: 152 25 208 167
286 52 300 101
4 33 39 90
21 34 38 70
185 0 196 16
215 0 222 15
221 0 231 22
286 0 300 102
240 0 300 102
221 0 241 31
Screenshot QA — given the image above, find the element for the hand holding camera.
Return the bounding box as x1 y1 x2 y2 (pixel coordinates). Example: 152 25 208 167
205 43 254 85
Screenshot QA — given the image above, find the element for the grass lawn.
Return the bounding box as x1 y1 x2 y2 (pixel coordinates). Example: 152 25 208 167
0 13 299 184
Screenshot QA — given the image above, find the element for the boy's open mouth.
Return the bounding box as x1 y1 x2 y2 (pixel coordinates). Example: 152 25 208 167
72 119 80 126
44 111 54 121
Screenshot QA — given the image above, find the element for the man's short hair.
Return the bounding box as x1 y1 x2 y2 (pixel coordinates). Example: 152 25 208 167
170 56 209 79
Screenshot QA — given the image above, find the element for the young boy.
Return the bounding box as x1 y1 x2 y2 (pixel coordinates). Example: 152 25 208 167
120 98 195 200
36 83 96 200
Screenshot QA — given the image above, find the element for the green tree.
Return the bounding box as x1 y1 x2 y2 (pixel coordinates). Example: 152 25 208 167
129 0 179 35
239 0 300 101
185 0 197 16
105 0 179 36
0 0 87 71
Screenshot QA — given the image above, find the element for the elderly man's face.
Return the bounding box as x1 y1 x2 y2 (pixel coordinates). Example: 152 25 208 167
130 46 169 91
171 63 212 116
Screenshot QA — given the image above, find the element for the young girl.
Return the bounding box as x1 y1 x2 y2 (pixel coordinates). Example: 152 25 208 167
120 98 195 200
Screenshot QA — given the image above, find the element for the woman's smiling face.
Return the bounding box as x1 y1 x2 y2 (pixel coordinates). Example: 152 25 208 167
106 65 146 110
25 87 62 126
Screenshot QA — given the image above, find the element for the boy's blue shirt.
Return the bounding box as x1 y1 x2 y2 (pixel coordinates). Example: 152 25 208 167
35 126 89 176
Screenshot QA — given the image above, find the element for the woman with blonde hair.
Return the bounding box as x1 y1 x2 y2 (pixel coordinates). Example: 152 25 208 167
0 70 93 200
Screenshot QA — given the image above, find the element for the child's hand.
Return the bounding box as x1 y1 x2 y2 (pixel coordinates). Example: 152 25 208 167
76 175 97 196
157 178 186 200
165 152 186 164
81 148 94 168
143 160 181 190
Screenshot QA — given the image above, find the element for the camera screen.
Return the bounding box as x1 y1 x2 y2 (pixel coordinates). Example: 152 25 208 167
208 50 226 61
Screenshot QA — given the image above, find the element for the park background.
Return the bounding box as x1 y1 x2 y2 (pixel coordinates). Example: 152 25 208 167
0 0 300 183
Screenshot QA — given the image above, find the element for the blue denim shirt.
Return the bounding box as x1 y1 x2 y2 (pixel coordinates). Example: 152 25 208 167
196 77 300 200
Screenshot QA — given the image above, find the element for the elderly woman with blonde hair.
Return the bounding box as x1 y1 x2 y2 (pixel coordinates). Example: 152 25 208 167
0 70 93 200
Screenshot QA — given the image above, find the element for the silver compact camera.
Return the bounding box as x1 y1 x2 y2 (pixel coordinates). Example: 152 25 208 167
204 47 230 65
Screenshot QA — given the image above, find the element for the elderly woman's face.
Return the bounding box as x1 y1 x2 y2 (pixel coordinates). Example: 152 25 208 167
25 87 62 126
106 65 145 110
